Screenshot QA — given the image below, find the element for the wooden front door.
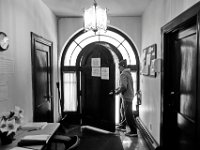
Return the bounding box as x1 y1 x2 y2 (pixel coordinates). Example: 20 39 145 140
80 43 116 132
31 32 53 122
162 4 200 149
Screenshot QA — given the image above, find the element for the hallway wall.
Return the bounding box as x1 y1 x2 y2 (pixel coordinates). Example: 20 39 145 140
0 0 59 122
141 0 200 144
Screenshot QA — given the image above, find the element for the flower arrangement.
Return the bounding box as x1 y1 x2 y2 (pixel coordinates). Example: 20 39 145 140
0 106 24 145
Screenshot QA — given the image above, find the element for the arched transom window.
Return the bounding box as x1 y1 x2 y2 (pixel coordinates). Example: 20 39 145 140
64 29 137 67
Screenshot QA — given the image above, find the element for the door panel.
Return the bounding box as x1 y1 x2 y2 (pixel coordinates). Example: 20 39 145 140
168 26 197 149
31 33 53 122
81 43 115 132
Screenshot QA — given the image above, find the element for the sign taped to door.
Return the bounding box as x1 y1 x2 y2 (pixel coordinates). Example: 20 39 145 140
91 58 101 67
92 67 101 77
101 67 109 80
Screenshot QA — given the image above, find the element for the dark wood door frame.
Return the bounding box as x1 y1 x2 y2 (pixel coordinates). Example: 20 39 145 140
31 32 53 122
161 2 200 149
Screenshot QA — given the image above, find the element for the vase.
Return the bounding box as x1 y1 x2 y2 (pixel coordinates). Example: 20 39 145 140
0 131 15 145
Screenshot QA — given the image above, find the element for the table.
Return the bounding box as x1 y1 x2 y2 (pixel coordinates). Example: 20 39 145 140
0 123 60 150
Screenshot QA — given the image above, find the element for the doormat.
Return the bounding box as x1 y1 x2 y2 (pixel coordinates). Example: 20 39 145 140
77 130 123 150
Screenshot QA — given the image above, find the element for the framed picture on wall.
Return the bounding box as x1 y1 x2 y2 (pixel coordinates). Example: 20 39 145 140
140 44 157 77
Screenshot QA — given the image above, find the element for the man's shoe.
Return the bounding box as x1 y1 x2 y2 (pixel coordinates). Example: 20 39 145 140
116 126 126 132
65 135 80 150
117 128 126 132
117 119 126 126
117 122 126 128
125 131 138 137
118 124 125 128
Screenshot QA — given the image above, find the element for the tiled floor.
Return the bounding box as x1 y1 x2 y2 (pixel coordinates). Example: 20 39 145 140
54 124 150 150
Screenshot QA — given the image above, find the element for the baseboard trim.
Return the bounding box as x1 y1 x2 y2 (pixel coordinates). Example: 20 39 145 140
136 117 160 150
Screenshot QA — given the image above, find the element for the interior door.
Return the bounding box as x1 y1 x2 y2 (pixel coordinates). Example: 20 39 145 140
165 25 197 149
31 32 53 122
80 43 116 132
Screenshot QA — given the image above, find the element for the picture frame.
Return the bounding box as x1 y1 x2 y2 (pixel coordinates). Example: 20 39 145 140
140 44 157 77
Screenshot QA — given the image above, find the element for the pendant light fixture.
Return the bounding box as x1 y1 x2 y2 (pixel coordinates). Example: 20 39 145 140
84 0 108 32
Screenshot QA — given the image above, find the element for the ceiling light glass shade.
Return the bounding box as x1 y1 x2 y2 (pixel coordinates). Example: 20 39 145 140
84 2 107 32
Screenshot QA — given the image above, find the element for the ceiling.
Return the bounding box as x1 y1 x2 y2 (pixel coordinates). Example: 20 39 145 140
41 0 152 17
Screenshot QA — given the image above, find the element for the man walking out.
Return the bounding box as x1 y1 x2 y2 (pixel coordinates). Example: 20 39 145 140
110 59 137 137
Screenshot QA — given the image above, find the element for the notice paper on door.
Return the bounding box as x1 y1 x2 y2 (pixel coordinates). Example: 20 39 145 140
91 58 101 67
101 67 109 80
92 67 101 77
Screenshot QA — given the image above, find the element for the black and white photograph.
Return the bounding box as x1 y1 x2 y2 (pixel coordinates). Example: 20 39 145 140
0 0 200 150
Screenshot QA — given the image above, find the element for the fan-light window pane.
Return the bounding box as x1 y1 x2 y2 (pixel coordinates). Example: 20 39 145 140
63 73 77 111
79 36 99 48
102 30 124 43
99 36 120 47
122 40 136 65
75 30 95 43
70 46 82 66
64 42 77 66
118 44 130 64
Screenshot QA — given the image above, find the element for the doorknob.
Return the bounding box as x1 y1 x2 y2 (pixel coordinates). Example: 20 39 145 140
170 91 175 95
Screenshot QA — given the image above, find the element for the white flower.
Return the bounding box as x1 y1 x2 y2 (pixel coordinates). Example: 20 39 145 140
0 106 24 136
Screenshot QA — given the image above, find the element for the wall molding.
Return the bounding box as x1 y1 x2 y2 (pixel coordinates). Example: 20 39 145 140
136 117 160 150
